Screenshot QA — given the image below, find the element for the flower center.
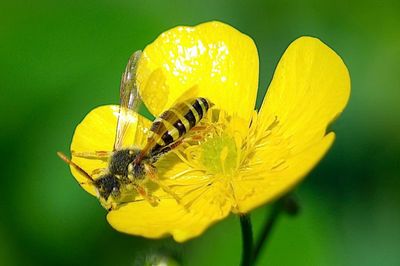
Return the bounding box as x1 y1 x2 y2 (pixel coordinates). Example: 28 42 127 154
200 134 238 176
169 109 247 179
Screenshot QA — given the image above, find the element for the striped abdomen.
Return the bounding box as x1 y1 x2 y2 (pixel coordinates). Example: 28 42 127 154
146 97 212 157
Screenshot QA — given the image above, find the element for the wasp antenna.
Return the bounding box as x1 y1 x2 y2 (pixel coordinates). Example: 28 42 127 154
57 151 94 182
133 149 146 165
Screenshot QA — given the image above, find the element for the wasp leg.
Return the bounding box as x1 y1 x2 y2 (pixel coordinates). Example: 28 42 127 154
181 132 210 144
160 139 183 154
183 135 204 142
190 125 208 131
91 168 106 176
144 163 181 203
183 124 217 143
169 140 182 149
191 122 217 133
133 183 159 207
71 150 112 160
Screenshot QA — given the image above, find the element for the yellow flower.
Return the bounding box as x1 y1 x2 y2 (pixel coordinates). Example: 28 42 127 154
68 21 350 242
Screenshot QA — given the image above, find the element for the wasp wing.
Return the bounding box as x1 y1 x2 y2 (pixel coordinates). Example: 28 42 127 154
114 50 143 151
170 84 199 106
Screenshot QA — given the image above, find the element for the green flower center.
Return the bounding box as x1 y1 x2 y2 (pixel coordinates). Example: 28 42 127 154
200 134 238 176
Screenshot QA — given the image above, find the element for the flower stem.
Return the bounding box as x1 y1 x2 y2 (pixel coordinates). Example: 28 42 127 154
239 214 254 266
252 202 281 262
253 195 300 264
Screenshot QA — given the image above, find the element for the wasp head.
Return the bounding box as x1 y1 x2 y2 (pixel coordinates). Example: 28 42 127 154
94 174 121 210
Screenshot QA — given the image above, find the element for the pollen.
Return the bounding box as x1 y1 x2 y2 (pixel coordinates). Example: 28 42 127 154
200 133 238 176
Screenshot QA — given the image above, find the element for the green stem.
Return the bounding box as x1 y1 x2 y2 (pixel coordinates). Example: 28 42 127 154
253 195 299 264
252 202 281 262
240 214 254 266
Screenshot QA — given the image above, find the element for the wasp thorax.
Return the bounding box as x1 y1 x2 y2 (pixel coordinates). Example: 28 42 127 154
127 162 146 180
109 148 141 176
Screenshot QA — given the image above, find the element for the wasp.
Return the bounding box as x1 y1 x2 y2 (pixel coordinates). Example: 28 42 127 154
58 51 213 211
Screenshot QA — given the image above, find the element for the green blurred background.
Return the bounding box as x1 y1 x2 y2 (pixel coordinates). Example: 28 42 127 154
1 0 399 265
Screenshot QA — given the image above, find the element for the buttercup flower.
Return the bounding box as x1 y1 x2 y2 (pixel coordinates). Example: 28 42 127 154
69 21 350 242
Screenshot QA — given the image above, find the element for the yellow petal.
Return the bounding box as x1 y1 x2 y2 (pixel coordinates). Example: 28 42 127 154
234 37 350 212
258 37 350 151
235 133 335 213
107 196 229 242
69 105 151 196
136 21 259 125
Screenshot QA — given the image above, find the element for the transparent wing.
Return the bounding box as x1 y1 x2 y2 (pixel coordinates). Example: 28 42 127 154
170 84 199 106
114 50 143 151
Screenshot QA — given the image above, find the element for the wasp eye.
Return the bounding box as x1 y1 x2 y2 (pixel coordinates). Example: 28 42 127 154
111 185 121 198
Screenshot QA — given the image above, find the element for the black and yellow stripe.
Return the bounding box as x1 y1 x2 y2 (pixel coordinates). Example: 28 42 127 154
147 97 212 156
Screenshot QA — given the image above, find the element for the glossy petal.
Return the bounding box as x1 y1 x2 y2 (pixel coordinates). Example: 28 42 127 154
70 105 151 196
234 37 350 212
136 21 259 125
259 37 350 150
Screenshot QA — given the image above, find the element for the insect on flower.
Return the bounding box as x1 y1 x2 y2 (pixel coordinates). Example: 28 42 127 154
60 21 350 242
58 51 213 211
